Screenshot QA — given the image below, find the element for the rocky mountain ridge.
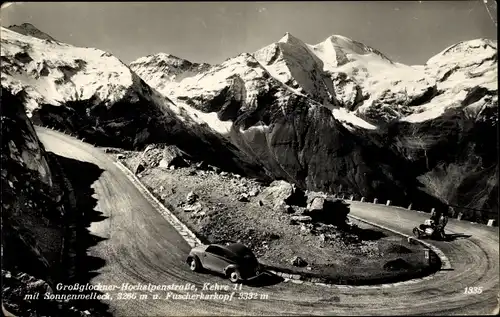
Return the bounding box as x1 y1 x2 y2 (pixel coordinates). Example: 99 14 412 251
130 32 497 128
2 25 497 215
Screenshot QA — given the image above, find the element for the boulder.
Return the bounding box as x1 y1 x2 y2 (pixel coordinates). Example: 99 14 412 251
308 196 326 212
248 188 260 197
284 205 295 214
290 215 312 224
194 161 210 170
158 145 190 169
186 191 198 204
211 166 222 173
261 180 307 211
238 193 250 202
104 147 121 154
141 144 163 167
305 196 350 226
291 256 308 267
183 202 202 213
133 161 146 175
319 233 327 242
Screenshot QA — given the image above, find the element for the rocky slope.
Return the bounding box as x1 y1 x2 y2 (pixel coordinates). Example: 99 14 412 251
1 88 63 280
1 88 96 316
118 153 436 283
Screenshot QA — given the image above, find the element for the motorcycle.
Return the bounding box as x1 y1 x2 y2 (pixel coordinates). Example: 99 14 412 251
412 220 443 240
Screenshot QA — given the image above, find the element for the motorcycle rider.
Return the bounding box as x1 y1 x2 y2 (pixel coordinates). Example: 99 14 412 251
417 209 440 237
437 210 449 240
430 208 440 223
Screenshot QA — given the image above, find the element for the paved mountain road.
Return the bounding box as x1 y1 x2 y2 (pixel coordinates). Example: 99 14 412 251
37 127 499 316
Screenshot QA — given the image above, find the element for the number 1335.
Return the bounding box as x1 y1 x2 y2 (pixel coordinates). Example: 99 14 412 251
464 287 483 294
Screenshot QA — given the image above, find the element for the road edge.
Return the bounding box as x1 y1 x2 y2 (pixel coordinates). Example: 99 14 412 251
348 214 452 270
114 161 203 248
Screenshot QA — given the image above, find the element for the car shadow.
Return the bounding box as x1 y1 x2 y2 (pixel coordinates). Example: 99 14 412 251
243 271 284 287
444 233 472 241
54 154 112 317
192 268 283 288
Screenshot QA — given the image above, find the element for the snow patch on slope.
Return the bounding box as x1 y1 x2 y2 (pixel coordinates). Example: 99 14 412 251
401 90 469 122
167 100 233 135
332 107 377 130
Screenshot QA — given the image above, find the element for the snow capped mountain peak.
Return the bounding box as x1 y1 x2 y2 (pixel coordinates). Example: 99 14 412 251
131 52 203 69
426 38 497 66
0 26 150 113
252 32 336 105
6 23 57 42
129 52 211 97
310 34 394 69
278 32 305 45
127 31 495 127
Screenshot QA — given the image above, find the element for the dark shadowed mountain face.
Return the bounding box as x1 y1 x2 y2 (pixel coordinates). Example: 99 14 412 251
1 25 497 216
1 88 65 282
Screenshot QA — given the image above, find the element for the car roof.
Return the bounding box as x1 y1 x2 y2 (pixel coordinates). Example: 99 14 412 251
210 243 253 257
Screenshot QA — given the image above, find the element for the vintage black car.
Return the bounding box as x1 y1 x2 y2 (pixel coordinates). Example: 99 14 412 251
186 242 262 283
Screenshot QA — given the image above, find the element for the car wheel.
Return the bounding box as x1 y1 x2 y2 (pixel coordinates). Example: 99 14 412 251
188 256 201 272
227 269 240 283
412 227 420 238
